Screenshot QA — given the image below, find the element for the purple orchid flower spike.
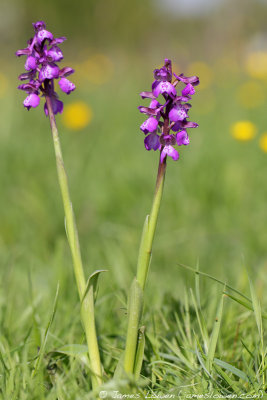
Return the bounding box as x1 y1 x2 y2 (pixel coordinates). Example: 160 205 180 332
138 59 199 163
125 59 199 378
16 21 75 114
15 22 103 390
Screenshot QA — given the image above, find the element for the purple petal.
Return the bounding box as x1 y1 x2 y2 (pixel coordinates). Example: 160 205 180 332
39 63 60 81
16 47 32 57
50 36 67 45
153 67 172 82
144 133 160 151
139 91 156 100
160 134 176 146
58 78 75 94
149 100 161 109
175 95 191 102
152 81 176 98
138 106 159 116
171 120 199 132
44 96 63 116
33 21 46 31
140 117 158 134
169 105 188 122
182 121 199 129
160 145 179 163
47 46 64 62
18 71 35 81
183 103 192 110
18 82 40 92
175 73 199 86
153 59 172 82
176 130 190 146
59 67 75 77
23 93 40 110
182 83 195 96
36 29 54 45
24 56 38 71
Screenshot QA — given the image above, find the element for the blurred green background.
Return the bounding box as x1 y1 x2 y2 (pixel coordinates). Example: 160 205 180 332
1 0 267 328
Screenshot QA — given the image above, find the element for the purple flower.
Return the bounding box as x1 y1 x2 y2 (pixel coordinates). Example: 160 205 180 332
16 21 75 114
139 59 199 162
24 56 38 71
47 46 64 62
144 133 161 151
169 104 188 122
160 145 179 163
58 78 76 94
140 117 158 134
182 83 195 96
152 81 176 98
176 130 190 146
174 73 200 86
44 94 63 116
23 93 40 110
39 63 60 81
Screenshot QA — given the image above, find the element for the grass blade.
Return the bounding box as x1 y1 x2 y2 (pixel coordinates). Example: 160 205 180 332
248 277 262 337
31 284 59 378
134 326 146 380
214 358 249 382
207 293 224 372
81 269 108 304
177 263 251 302
248 276 265 384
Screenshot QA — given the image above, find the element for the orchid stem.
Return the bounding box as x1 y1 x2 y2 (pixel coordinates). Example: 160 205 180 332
123 157 166 375
45 95 102 389
136 158 166 290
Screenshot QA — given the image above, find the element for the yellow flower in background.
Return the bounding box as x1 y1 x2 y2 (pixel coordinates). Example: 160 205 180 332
245 51 267 80
62 101 92 130
259 133 267 153
0 72 8 99
231 121 257 141
236 81 265 109
186 61 213 90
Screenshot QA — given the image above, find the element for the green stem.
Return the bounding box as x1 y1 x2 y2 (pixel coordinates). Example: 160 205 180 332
45 95 102 389
136 158 166 290
123 157 166 375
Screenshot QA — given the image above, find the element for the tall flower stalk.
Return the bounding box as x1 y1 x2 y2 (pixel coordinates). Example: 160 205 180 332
16 21 102 389
123 59 199 376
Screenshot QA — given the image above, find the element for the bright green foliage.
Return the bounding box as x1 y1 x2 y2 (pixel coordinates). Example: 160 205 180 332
0 63 267 397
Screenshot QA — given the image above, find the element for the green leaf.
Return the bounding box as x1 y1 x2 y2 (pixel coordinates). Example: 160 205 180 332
50 344 91 370
177 263 251 302
52 344 88 356
224 292 253 312
214 358 249 382
123 278 144 374
81 269 108 304
214 364 242 393
31 284 59 378
113 351 126 380
194 341 212 379
248 276 262 337
190 289 209 351
207 292 224 372
162 338 193 370
134 326 145 380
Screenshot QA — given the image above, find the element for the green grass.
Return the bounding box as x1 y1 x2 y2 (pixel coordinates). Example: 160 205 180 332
0 58 267 398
